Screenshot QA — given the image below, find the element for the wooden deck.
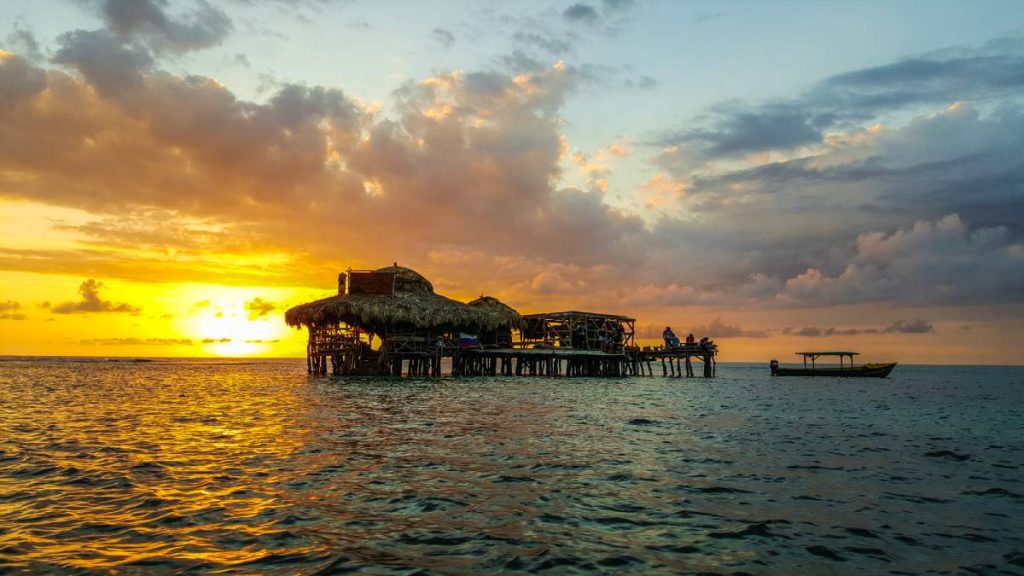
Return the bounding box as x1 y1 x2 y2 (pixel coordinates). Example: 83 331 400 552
312 344 719 378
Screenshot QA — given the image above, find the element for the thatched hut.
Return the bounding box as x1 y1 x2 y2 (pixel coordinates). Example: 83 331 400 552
467 296 525 347
286 265 523 375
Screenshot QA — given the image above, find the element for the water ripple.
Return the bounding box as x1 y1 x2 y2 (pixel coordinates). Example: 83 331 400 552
0 359 1022 573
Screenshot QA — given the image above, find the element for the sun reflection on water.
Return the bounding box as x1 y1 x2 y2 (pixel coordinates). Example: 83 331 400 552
0 360 315 571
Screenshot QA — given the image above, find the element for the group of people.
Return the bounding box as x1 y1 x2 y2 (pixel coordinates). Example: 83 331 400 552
662 327 713 350
572 322 626 352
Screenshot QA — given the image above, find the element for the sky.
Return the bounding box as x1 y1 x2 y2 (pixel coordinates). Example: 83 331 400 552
1 0 1022 364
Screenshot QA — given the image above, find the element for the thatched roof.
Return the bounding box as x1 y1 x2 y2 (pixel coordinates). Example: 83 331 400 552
467 296 525 330
285 265 522 333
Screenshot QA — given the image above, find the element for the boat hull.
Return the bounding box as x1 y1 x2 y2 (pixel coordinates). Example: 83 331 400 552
773 363 896 378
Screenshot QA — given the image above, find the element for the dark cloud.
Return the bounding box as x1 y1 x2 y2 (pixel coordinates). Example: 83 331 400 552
53 30 153 95
201 337 231 343
563 3 600 24
512 31 572 56
884 318 933 334
46 280 140 314
776 215 1024 307
658 39 1024 159
6 24 43 60
432 27 455 48
782 319 934 337
783 326 821 337
692 11 725 25
91 0 233 52
601 0 634 12
0 52 47 113
623 75 657 89
3 33 1023 317
688 317 768 339
788 326 872 336
244 297 277 320
0 300 25 320
664 104 822 157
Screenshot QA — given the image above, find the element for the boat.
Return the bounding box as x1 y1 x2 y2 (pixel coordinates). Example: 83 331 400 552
769 351 896 378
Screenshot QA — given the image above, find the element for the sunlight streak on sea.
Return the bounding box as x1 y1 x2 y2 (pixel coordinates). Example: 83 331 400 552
0 358 1021 573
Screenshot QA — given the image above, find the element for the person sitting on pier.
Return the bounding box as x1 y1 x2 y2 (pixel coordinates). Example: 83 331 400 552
698 336 713 352
663 326 679 348
572 323 587 349
611 323 625 351
685 333 695 346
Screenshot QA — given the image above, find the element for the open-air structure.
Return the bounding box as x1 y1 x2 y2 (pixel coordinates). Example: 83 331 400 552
285 265 717 377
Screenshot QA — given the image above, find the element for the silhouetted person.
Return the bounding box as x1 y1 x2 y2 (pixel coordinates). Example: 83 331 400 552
663 326 679 348
572 323 587 349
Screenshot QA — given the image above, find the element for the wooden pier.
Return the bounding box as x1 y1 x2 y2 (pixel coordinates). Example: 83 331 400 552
302 331 718 379
453 344 717 378
286 267 719 379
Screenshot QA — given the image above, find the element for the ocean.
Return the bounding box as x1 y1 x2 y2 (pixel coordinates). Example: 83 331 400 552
0 358 1021 574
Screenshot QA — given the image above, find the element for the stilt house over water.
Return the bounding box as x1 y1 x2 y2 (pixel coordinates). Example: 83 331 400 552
284 265 523 376
286 265 717 377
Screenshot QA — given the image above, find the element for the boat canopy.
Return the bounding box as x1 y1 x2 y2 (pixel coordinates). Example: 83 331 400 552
794 351 859 368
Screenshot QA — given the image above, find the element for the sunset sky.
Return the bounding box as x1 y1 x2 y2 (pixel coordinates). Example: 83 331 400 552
1 0 1022 363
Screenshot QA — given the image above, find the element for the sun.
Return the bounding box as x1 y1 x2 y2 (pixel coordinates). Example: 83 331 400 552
191 309 284 356
173 285 298 357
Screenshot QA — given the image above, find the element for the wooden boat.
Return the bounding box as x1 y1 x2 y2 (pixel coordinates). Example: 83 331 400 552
770 352 896 378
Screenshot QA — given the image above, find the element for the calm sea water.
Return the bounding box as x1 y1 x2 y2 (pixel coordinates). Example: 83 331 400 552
0 358 1021 574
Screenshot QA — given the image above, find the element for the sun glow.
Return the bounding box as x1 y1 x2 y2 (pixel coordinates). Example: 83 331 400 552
172 285 302 357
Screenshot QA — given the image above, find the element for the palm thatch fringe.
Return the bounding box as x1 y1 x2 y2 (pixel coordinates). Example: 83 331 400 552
467 296 525 330
285 266 522 333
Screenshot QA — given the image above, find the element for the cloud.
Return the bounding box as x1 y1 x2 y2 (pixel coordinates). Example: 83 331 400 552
0 300 25 320
0 52 48 111
201 337 231 343
884 318 933 334
777 214 1024 306
432 27 455 48
53 30 153 96
81 337 193 345
688 317 768 338
657 38 1024 160
692 11 725 25
1 32 1022 329
46 279 140 314
601 0 634 12
563 3 600 24
662 103 822 158
817 40 1024 114
783 326 822 337
90 0 233 52
624 75 657 89
784 325 870 337
6 24 43 61
244 296 277 320
782 319 933 337
512 31 572 56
